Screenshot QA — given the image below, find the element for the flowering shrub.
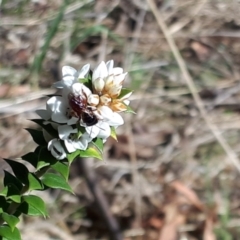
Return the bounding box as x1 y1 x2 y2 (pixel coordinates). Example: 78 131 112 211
0 60 133 239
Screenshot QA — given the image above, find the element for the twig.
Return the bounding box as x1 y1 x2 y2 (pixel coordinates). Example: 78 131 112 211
146 0 240 172
77 158 123 240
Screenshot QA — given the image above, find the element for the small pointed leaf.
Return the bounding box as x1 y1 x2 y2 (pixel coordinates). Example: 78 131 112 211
110 127 117 141
22 195 48 218
37 147 57 170
118 88 132 99
41 173 73 193
92 138 103 153
21 152 38 168
4 159 29 184
27 173 43 191
1 213 20 231
31 119 58 138
2 185 21 203
3 171 22 192
67 150 80 164
51 162 69 180
79 147 102 160
25 128 46 146
0 225 21 240
125 104 136 114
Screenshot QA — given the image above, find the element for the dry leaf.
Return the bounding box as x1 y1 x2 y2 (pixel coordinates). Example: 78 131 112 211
170 181 204 211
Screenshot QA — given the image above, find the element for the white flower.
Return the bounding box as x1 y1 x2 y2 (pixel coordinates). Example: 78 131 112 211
92 60 127 98
53 64 90 89
48 139 67 160
58 125 92 153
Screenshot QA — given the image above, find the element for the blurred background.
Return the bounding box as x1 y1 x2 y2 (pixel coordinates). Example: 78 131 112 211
1 0 240 239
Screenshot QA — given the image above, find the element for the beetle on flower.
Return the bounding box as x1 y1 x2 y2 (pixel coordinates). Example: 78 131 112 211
37 60 133 160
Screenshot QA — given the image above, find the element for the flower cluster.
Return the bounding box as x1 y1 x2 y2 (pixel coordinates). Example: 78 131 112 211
36 60 132 160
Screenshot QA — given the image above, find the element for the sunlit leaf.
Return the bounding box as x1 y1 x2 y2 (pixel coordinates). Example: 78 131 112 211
41 173 73 193
110 127 117 141
124 104 136 114
22 195 48 218
92 138 103 153
118 88 132 99
67 150 80 164
1 213 19 232
27 173 43 191
79 147 102 160
51 161 69 180
0 225 21 240
2 185 21 203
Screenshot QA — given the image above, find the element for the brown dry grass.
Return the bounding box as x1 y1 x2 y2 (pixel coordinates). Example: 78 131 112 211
1 0 240 239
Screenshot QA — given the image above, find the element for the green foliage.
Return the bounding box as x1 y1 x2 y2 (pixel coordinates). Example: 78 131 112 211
0 225 21 240
41 173 73 193
80 147 103 160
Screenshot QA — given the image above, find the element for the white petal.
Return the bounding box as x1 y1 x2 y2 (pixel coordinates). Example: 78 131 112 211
85 125 100 138
97 122 111 139
52 113 69 123
94 78 105 92
58 125 77 140
67 117 78 125
72 134 90 150
114 72 127 85
78 64 90 78
48 139 66 160
112 67 123 75
108 112 124 126
88 94 99 105
64 139 76 153
62 66 77 77
47 96 66 112
98 106 114 120
72 83 92 97
106 60 114 74
92 61 108 81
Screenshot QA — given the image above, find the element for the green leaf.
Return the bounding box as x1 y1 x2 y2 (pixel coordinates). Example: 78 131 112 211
118 88 132 99
41 173 73 193
79 147 102 160
27 173 43 191
51 162 69 181
31 119 58 138
25 128 46 146
22 195 48 218
67 150 80 164
0 197 10 213
4 159 29 184
21 152 38 168
110 127 117 141
1 213 20 231
125 104 136 114
0 225 21 240
1 185 21 203
91 138 103 153
3 171 23 192
37 146 57 170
